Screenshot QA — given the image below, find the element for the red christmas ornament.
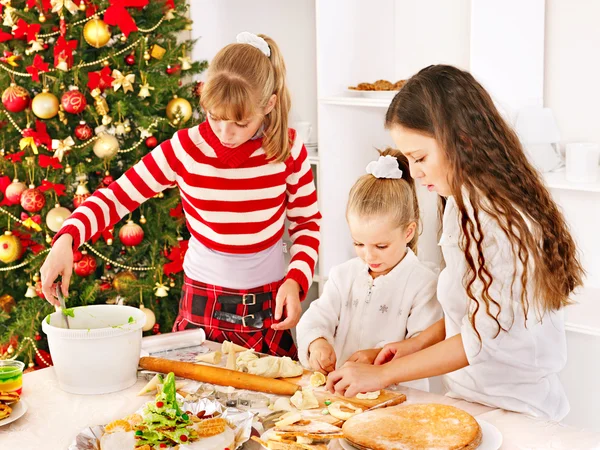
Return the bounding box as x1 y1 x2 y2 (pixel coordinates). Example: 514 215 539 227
35 349 53 367
35 332 42 341
152 323 160 334
119 220 144 246
35 280 45 299
20 186 46 212
61 89 87 114
74 121 93 140
73 193 90 208
165 64 181 75
145 136 158 149
4 180 27 204
73 252 97 277
102 175 115 186
2 84 30 113
125 53 135 65
73 249 83 262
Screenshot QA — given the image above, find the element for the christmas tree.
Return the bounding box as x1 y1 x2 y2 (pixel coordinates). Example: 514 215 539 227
0 0 207 368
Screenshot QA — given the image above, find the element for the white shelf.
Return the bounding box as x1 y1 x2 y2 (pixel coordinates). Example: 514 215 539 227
319 96 392 108
544 170 600 193
565 286 600 337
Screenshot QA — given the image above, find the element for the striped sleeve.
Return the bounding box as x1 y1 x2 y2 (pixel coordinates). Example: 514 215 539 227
284 134 321 298
52 131 184 249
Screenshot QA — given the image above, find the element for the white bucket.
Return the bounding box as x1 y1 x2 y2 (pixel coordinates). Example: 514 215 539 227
41 305 146 395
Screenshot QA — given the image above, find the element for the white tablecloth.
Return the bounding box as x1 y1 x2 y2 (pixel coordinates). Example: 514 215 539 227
1 341 600 450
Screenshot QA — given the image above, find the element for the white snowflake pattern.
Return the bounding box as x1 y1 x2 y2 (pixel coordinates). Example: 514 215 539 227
379 305 389 314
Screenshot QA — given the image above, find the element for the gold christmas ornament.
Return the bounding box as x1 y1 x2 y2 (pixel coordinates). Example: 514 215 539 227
150 44 166 60
65 164 72 174
51 136 75 162
138 83 154 99
38 13 46 23
75 182 90 196
112 270 137 293
111 69 135 93
83 18 111 48
0 294 16 314
46 233 52 244
0 231 22 264
154 282 169 298
93 133 119 159
79 0 86 11
143 51 151 61
139 214 146 224
46 204 71 232
166 96 192 124
32 89 60 119
140 304 156 332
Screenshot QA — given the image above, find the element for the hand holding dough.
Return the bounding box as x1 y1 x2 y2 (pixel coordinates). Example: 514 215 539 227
246 356 303 378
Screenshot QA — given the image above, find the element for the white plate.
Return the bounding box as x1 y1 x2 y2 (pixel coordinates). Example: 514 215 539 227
0 400 28 427
339 418 502 450
346 89 399 99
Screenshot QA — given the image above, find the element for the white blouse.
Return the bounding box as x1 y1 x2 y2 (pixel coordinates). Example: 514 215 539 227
439 196 570 421
297 249 442 391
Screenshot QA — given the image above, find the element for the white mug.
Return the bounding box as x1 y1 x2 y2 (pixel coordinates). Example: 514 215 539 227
293 121 312 144
565 143 600 183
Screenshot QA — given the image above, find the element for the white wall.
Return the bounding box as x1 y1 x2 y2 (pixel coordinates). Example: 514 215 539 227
188 0 318 144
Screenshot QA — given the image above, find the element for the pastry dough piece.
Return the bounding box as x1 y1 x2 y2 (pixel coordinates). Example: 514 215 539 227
272 397 295 412
247 356 303 378
327 401 363 421
196 350 222 365
309 372 326 387
355 390 380 400
222 340 248 353
236 350 259 372
225 344 236 371
290 387 319 410
275 412 303 427
137 374 187 396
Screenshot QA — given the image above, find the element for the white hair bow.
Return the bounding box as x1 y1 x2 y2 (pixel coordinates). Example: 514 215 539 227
236 32 271 57
365 155 403 179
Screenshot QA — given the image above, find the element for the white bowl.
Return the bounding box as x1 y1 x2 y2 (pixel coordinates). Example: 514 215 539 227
346 89 399 99
42 305 146 395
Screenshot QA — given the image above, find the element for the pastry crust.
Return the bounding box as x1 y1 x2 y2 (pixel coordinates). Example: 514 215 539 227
342 403 482 450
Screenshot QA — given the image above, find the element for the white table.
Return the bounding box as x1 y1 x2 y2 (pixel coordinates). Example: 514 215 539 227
2 342 600 450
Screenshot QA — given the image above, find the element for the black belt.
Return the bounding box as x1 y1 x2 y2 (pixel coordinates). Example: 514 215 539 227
213 309 272 329
217 292 272 306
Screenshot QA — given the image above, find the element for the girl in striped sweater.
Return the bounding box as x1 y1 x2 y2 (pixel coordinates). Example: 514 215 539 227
40 32 321 358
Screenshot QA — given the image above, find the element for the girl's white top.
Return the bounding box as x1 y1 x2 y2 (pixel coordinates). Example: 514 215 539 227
439 196 569 421
297 249 441 391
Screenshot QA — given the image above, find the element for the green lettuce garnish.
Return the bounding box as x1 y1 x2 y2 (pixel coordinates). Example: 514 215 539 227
62 308 75 318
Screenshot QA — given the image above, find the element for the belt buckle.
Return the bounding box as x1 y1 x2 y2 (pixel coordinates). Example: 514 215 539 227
242 314 255 327
242 293 256 306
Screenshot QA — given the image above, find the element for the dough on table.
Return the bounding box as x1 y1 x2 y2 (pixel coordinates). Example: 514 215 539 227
290 387 319 410
236 350 259 372
310 371 326 387
246 355 303 378
355 390 380 400
271 397 295 412
221 340 248 353
225 344 237 371
195 350 222 365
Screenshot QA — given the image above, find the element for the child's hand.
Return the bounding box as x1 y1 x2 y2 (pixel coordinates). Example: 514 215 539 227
347 348 381 365
374 340 418 365
40 234 74 306
326 361 392 398
271 279 302 330
308 338 337 374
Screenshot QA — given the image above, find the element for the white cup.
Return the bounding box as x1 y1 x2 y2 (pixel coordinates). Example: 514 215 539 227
565 143 600 183
293 121 312 144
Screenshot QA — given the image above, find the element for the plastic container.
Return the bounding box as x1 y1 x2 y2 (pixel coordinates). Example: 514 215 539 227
41 305 146 395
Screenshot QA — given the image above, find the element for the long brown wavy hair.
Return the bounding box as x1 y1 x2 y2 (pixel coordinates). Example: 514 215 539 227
201 34 292 163
385 65 583 337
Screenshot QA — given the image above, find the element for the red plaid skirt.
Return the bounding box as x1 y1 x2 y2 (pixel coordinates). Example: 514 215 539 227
172 276 297 358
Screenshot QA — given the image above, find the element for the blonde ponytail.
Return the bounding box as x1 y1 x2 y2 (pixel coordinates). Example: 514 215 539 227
347 148 421 254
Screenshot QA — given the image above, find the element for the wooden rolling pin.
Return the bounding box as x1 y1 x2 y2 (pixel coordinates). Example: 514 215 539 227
139 356 300 396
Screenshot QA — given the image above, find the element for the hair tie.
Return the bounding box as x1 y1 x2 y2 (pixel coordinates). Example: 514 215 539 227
236 32 271 57
365 155 403 179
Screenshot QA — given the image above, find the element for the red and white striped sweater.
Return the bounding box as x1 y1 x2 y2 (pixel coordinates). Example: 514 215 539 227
54 121 321 294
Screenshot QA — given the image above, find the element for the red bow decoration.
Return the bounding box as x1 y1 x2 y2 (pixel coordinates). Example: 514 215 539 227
13 19 41 43
26 0 51 12
38 155 63 170
54 36 78 70
20 212 41 223
91 227 114 245
39 179 66 196
169 202 184 219
22 120 52 147
87 66 115 91
0 176 11 206
12 230 44 254
26 54 50 82
163 239 188 276
4 151 25 163
0 31 13 43
104 0 149 37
